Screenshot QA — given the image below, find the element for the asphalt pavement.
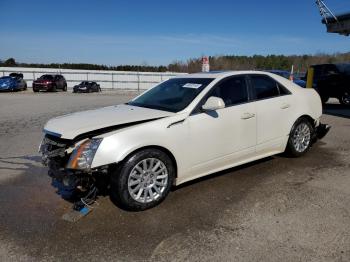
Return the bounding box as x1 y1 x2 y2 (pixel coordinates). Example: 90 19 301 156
0 91 349 262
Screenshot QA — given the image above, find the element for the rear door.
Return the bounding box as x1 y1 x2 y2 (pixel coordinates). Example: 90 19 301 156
248 74 293 154
186 75 256 175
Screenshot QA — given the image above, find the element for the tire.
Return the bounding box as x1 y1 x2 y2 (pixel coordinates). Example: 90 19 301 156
63 84 67 92
24 84 27 91
33 88 38 93
110 149 175 211
51 85 57 92
339 92 350 106
285 118 314 157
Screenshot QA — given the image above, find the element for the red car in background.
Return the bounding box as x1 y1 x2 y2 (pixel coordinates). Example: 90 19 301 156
33 74 67 92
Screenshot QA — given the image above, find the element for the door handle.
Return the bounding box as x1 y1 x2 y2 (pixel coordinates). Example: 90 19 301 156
281 103 290 109
241 112 255 120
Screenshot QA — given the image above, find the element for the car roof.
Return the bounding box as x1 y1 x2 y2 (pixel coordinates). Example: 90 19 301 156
175 70 275 79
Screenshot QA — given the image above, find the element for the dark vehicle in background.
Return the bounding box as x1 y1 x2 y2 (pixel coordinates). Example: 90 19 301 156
305 63 350 105
0 73 27 92
32 74 67 92
267 70 306 88
73 81 101 93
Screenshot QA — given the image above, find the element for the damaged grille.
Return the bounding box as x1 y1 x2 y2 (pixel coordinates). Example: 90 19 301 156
40 135 72 166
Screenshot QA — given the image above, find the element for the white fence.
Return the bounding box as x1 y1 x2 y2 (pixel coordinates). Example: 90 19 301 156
0 67 186 91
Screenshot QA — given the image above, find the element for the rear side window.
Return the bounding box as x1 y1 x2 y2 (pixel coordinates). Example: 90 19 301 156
250 75 280 100
209 76 249 106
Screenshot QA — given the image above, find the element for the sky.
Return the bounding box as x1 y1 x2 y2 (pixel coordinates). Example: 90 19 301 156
0 0 349 66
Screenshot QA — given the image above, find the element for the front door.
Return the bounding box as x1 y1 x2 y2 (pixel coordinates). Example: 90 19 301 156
186 76 256 178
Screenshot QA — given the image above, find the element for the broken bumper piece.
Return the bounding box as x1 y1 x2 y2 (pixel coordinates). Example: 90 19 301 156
316 123 331 140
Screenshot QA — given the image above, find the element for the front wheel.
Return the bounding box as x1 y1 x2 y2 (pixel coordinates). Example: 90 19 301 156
339 92 350 106
110 149 175 211
63 84 67 92
285 118 313 157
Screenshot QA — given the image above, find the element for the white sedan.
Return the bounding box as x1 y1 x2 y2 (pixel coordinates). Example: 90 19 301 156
40 71 330 211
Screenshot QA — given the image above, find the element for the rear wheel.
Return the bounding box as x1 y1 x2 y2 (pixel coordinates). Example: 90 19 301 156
285 118 313 157
339 92 350 106
110 149 175 211
63 84 67 92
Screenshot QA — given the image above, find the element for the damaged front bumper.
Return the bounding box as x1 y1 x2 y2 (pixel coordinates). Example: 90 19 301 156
40 134 109 209
315 123 331 140
47 159 110 210
48 161 90 200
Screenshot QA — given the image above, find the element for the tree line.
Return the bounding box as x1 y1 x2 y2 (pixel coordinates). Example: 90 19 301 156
0 58 168 72
168 53 350 73
1 52 350 73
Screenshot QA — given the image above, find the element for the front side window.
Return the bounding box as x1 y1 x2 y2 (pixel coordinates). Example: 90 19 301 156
250 75 280 100
208 76 249 107
128 78 214 112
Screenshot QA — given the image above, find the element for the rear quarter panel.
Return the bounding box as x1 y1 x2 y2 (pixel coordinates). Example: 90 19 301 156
275 75 322 124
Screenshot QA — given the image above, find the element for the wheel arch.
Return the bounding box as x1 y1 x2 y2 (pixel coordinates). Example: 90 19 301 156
289 114 317 135
296 114 317 127
117 145 178 178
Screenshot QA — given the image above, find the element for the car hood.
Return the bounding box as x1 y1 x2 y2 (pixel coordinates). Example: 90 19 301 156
44 104 175 140
34 79 51 83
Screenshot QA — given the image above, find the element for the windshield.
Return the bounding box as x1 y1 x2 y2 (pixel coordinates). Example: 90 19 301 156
128 78 214 112
39 75 54 80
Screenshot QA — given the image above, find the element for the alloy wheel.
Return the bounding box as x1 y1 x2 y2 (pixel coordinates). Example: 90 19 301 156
128 158 168 203
292 123 311 153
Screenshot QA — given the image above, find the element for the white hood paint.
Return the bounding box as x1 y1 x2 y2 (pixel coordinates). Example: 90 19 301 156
44 104 174 139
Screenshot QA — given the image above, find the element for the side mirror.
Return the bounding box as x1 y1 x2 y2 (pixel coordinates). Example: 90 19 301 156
202 96 225 111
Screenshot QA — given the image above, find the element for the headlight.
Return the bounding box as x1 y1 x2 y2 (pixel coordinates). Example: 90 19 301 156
66 138 102 170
